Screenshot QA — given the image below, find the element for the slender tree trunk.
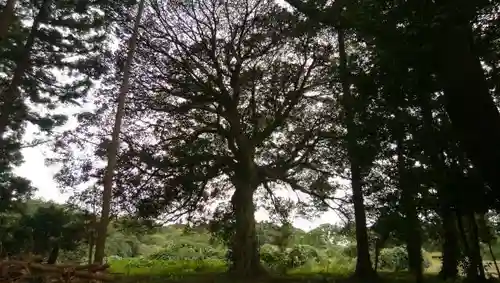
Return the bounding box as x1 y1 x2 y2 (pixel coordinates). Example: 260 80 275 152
46 244 59 264
88 232 95 265
374 239 383 272
230 168 264 277
93 0 145 264
439 204 459 279
0 0 51 139
488 242 500 277
468 213 486 281
0 0 17 40
337 27 375 279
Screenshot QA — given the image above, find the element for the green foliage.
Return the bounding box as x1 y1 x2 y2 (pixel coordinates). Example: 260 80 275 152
378 247 432 271
0 200 88 260
108 258 227 276
287 245 320 269
149 240 226 261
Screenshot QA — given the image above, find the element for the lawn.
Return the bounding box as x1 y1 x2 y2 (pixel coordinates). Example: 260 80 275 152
108 258 450 283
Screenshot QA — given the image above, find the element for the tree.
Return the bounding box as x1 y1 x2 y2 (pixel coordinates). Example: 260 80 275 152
336 26 375 278
0 200 88 263
0 0 17 40
93 0 146 265
284 0 500 208
55 0 338 276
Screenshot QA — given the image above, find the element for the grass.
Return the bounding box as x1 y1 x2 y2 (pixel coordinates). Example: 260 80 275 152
108 257 500 283
108 258 445 283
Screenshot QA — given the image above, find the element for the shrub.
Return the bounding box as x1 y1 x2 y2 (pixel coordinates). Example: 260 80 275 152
378 246 431 271
260 244 284 268
286 245 320 269
342 244 357 258
148 241 226 261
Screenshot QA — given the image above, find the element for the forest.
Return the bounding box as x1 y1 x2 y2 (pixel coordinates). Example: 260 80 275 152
1 0 500 282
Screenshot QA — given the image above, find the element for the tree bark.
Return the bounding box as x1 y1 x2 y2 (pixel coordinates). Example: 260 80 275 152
488 242 500 278
0 0 17 41
396 127 423 283
337 27 375 279
93 0 145 264
468 213 486 281
417 82 459 280
439 204 459 279
229 173 264 278
434 11 500 203
88 232 95 265
46 244 59 264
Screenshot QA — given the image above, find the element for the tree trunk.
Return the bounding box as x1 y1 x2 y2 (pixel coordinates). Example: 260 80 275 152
434 11 500 202
439 204 459 279
46 244 59 264
468 213 486 281
0 0 17 41
337 27 375 279
229 174 264 278
0 0 51 139
88 232 95 265
351 165 376 277
396 129 423 283
488 242 500 278
93 0 145 264
418 90 459 280
457 211 485 282
374 239 382 272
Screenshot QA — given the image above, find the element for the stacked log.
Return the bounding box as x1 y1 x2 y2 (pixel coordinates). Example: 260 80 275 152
0 259 113 283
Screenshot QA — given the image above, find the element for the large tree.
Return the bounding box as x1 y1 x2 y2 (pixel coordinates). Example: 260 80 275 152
120 0 335 275
54 0 339 276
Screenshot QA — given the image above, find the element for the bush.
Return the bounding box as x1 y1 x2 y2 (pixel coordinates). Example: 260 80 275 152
149 241 226 261
259 244 321 272
286 245 320 269
378 246 431 271
342 244 357 258
108 258 227 276
260 244 285 268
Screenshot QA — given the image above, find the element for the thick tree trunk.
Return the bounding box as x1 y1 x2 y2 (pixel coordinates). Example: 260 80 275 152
230 175 264 278
457 211 485 282
435 13 500 202
417 89 459 280
396 131 423 283
0 0 51 139
93 0 145 264
0 0 17 41
351 165 376 277
337 27 375 279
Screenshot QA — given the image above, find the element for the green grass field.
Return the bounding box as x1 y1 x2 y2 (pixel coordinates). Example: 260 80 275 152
106 258 430 283
107 255 500 283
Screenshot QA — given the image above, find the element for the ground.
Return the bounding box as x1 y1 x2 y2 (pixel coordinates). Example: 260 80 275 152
108 256 500 283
